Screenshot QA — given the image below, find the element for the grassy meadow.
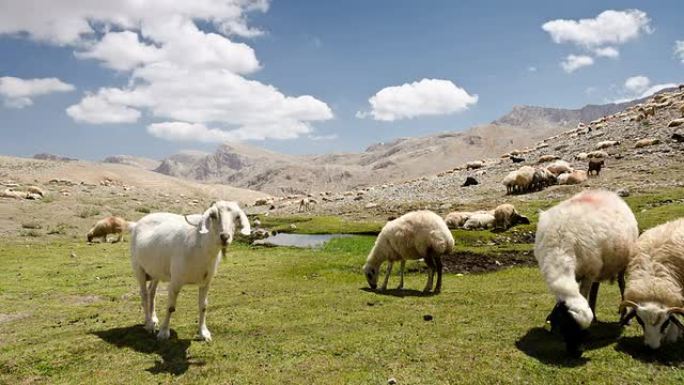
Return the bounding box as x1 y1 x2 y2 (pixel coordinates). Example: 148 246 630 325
1 188 684 384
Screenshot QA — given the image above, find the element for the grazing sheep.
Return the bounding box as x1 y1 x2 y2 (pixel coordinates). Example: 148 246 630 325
619 218 684 349
298 197 318 212
502 170 518 194
510 155 525 163
130 201 251 340
466 161 484 170
0 188 24 200
27 186 46 197
669 118 684 128
587 150 609 159
634 138 660 148
513 166 535 194
531 167 557 191
363 211 454 293
595 140 620 150
535 190 638 356
537 155 559 164
558 170 588 185
463 212 495 230
87 216 132 243
444 211 472 229
575 152 588 161
493 204 529 230
546 160 573 176
588 158 604 176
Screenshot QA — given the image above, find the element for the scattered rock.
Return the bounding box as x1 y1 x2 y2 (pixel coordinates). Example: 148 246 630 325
423 314 433 321
462 176 479 187
616 188 630 197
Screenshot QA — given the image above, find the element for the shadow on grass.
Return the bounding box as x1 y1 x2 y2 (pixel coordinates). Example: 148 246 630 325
92 325 204 375
516 321 623 367
360 287 437 298
615 336 684 365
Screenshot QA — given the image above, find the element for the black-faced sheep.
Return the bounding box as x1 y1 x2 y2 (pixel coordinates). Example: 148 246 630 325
493 204 529 230
87 216 132 243
535 190 638 356
363 211 454 293
619 218 684 349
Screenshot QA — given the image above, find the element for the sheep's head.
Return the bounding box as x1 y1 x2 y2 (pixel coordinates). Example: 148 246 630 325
546 299 592 357
363 263 379 290
620 301 684 349
193 201 251 247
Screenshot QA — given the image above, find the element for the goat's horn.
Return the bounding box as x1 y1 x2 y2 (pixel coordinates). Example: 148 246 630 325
670 315 684 332
184 215 200 227
618 300 639 313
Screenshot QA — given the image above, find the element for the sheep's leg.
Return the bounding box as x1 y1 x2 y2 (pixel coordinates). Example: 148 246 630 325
148 279 159 329
423 254 435 293
113 232 122 243
434 255 443 294
618 271 627 320
198 285 212 341
396 260 405 290
134 267 152 332
588 282 600 321
380 262 393 291
158 282 182 340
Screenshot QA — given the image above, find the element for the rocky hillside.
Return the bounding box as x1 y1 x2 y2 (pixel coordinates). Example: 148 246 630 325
102 155 160 170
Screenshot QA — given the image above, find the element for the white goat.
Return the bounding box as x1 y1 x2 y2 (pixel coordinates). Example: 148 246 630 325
363 210 454 293
130 201 251 341
620 218 684 349
535 190 638 356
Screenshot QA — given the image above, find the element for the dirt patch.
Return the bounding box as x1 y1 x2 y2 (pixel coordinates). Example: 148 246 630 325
0 312 31 324
67 295 103 305
442 250 536 274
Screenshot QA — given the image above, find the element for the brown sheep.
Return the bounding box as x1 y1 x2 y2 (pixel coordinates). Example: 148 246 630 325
87 216 130 243
537 154 559 164
494 204 530 230
444 211 472 229
634 138 660 148
588 158 604 176
558 170 588 185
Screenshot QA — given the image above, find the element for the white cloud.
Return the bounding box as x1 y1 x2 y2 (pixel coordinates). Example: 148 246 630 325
358 78 478 122
593 46 619 58
611 75 677 103
542 9 651 49
560 55 594 73
0 76 75 108
675 40 684 63
624 75 650 93
1 0 335 143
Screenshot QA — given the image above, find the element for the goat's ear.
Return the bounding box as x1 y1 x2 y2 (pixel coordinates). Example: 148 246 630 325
199 211 211 234
237 208 251 236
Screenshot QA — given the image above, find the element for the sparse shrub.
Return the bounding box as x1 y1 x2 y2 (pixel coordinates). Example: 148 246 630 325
20 229 41 237
21 222 42 230
78 207 100 218
135 206 151 214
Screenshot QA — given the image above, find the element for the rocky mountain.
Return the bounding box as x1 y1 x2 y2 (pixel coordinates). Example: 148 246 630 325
152 90 679 195
102 155 160 170
33 153 77 162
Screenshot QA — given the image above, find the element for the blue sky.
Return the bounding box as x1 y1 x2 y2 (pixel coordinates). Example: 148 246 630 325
0 0 682 160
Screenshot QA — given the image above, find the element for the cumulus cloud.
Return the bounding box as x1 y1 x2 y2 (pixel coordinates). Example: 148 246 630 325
358 79 478 122
612 75 677 103
0 76 75 108
543 9 651 72
676 40 684 63
1 0 334 143
560 55 594 73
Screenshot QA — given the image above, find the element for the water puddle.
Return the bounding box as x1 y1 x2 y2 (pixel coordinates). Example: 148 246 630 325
252 233 353 248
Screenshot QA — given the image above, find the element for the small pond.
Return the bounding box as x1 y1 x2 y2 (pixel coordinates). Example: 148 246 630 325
252 233 353 248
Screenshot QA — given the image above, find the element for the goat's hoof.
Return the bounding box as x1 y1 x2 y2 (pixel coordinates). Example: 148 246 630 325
144 323 156 333
157 329 170 340
199 329 212 342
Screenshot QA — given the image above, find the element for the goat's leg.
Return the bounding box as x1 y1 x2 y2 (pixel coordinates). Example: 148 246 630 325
148 279 159 329
158 282 182 340
434 255 443 294
396 260 405 290
134 267 152 332
380 262 393 291
198 285 212 341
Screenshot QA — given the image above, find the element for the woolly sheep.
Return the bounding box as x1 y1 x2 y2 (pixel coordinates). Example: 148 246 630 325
619 218 684 349
463 212 495 230
595 140 620 150
575 152 588 161
558 170 588 185
130 201 251 341
363 210 454 293
537 155 559 164
588 159 604 176
298 197 318 212
493 204 529 230
634 138 660 148
535 190 638 356
466 161 484 170
502 170 518 194
445 211 472 229
546 160 573 176
514 166 535 193
587 150 609 159
87 216 131 243
531 167 557 191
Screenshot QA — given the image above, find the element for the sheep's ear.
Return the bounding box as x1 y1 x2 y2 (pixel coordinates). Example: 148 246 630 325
237 208 251 236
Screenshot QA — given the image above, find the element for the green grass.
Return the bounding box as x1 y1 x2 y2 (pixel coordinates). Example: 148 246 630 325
2 235 684 385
